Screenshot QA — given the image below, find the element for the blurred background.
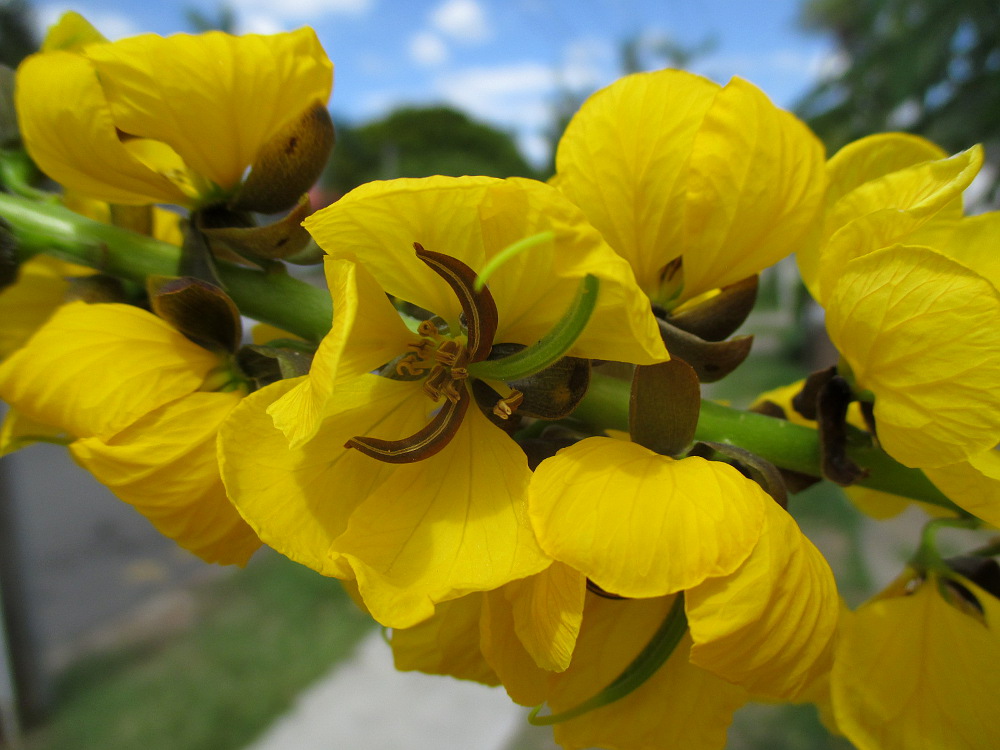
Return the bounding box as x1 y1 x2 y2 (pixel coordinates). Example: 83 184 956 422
0 0 998 748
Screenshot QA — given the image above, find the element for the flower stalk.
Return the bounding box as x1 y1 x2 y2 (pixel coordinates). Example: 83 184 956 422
0 192 332 342
0 192 959 512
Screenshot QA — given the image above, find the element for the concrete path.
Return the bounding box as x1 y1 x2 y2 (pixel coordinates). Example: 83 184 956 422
245 630 558 750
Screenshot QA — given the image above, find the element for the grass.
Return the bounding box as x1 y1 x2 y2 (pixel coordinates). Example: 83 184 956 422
27 551 374 750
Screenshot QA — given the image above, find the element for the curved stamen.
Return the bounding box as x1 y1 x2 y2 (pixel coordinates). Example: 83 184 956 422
414 243 498 362
345 385 471 464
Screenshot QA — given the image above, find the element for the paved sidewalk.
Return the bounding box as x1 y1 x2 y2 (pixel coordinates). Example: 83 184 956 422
246 630 556 750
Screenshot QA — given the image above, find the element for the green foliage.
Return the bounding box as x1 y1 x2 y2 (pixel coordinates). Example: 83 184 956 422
29 552 373 750
797 0 1000 202
323 106 540 196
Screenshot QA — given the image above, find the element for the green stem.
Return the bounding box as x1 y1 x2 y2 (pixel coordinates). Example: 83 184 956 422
911 517 982 573
0 193 331 342
0 193 971 515
574 372 959 512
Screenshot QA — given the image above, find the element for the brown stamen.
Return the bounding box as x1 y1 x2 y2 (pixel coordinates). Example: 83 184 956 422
414 243 498 362
346 386 471 463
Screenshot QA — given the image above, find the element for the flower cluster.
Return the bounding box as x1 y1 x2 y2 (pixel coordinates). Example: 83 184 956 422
1 13 998 750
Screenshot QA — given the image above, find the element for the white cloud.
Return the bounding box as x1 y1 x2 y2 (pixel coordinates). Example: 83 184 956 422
237 14 286 35
430 0 490 44
559 37 615 91
36 4 143 40
227 0 373 23
409 31 449 67
435 62 555 124
433 62 562 167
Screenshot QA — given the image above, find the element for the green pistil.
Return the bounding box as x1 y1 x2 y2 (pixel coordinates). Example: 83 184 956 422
468 274 599 382
473 231 555 292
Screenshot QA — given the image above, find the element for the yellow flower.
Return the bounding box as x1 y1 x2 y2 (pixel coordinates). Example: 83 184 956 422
799 132 983 303
831 569 1000 750
554 69 827 309
217 175 669 628
528 437 838 702
823 245 1000 471
0 301 260 564
16 13 333 208
384 434 837 748
0 254 92 360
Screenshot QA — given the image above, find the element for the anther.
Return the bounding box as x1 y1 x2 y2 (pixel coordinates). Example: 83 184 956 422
434 339 465 367
423 366 449 401
396 356 435 377
492 390 524 420
418 319 441 338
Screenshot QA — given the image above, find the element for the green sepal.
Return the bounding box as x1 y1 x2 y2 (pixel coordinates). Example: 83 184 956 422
469 274 599 382
180 217 225 287
236 343 314 390
202 194 318 263
0 65 17 147
629 359 700 458
0 216 16 291
656 317 753 383
148 275 243 353
486 343 591 420
66 274 129 304
529 592 688 726
230 103 335 214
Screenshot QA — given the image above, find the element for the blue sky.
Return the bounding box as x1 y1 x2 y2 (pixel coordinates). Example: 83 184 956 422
30 0 842 165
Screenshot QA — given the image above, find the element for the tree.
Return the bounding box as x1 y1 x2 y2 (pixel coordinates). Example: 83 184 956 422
322 106 539 197
0 0 38 69
796 0 1000 204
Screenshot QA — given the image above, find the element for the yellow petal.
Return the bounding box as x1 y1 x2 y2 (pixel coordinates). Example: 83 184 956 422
0 255 81 360
476 178 667 364
16 51 188 205
481 586 551 706
334 405 549 628
825 246 1000 468
529 437 767 598
554 69 719 293
824 133 948 214
556 71 825 304
84 28 333 192
680 77 826 301
548 594 748 750
686 500 839 700
70 390 260 565
831 574 1000 750
41 11 108 52
391 593 499 686
218 375 424 579
267 256 415 448
0 407 70 457
925 449 1000 528
503 561 586 672
814 146 983 303
914 212 1000 292
809 133 951 299
0 302 218 439
306 175 668 366
250 323 304 347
